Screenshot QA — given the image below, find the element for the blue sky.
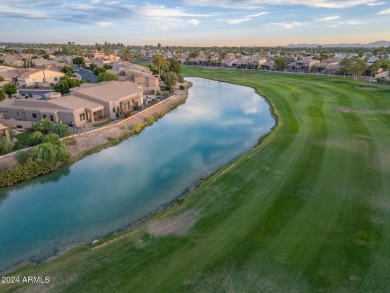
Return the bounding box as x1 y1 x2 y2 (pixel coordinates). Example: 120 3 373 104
1 0 389 46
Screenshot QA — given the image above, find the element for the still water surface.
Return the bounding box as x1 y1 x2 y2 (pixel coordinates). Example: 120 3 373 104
0 77 274 271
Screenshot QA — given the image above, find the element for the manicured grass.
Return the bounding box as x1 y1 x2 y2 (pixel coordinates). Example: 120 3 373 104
13 131 32 150
4 68 390 292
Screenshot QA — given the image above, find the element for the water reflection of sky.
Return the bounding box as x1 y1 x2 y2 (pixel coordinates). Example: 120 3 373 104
0 77 275 271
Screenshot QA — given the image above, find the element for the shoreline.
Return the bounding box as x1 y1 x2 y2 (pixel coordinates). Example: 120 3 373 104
1 76 278 275
0 90 189 187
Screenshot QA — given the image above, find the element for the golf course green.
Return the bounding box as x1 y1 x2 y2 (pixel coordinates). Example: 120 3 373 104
2 67 390 293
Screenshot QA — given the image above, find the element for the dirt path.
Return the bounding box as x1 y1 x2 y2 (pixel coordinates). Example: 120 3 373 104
0 93 187 173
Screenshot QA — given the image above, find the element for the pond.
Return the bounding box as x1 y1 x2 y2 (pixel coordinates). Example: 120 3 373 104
0 77 275 271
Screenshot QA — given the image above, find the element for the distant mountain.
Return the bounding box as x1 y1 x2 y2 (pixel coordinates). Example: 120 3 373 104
284 41 390 48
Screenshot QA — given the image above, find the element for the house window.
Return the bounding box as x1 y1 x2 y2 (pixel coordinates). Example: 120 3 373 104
50 115 54 122
54 77 58 81
113 108 116 113
17 112 19 116
79 113 86 121
43 114 47 118
32 113 37 118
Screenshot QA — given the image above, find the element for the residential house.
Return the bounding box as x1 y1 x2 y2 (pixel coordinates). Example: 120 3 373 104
286 59 320 73
15 69 65 87
32 59 61 69
0 94 104 126
72 81 144 119
259 60 275 71
133 74 160 96
220 57 237 67
312 57 341 74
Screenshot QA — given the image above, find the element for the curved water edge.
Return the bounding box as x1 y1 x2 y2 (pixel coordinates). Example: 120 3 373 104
0 77 275 272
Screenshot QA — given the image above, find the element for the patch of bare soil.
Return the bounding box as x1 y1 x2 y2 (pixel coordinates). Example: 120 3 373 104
149 211 198 236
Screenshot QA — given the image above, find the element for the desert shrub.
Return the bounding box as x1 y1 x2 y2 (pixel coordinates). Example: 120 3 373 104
30 131 45 146
0 137 14 155
16 150 31 165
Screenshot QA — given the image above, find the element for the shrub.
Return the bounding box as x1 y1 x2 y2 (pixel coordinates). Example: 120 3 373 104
16 150 31 165
144 116 154 125
30 131 45 146
51 123 70 138
43 133 60 144
107 136 120 144
132 124 144 133
0 137 14 155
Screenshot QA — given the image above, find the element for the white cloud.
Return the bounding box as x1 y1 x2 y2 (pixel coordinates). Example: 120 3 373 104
105 1 120 5
136 5 211 18
378 8 390 14
188 19 200 25
345 20 368 25
227 18 251 24
328 25 339 28
96 21 113 26
224 11 268 25
0 5 49 18
270 21 302 29
184 0 378 9
247 12 269 17
366 1 385 5
316 16 340 22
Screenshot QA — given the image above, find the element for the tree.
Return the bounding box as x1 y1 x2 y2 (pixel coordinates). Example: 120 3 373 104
72 56 85 67
53 79 70 94
153 54 166 76
34 118 52 134
153 54 170 77
0 76 4 82
341 57 366 80
120 47 133 62
97 72 119 83
93 66 106 76
0 89 5 102
53 76 83 94
163 71 178 86
3 83 17 98
274 56 287 71
89 63 98 71
103 64 112 70
167 58 181 74
61 65 74 77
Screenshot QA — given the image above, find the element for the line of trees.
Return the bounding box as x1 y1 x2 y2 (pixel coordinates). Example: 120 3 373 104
152 55 184 87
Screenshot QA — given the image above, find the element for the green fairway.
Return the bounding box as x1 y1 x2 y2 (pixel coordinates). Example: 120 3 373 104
3 68 390 293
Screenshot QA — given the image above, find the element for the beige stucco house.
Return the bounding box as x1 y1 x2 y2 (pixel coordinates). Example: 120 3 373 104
72 81 144 119
0 81 143 127
16 69 65 87
0 95 104 126
286 59 320 72
134 75 160 96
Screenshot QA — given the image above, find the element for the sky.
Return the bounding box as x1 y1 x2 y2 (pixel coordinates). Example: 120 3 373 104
1 0 390 46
